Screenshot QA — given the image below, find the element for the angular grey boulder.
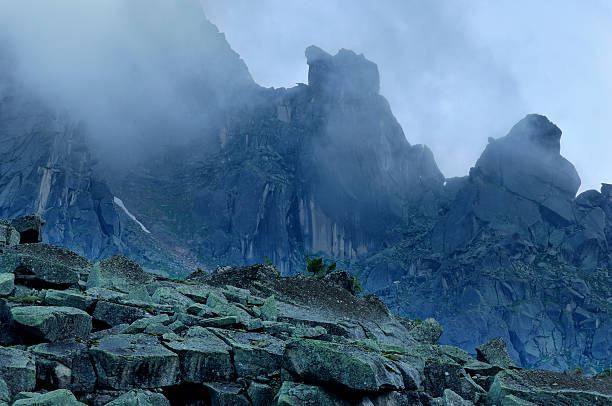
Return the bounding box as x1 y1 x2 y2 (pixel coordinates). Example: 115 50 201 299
0 254 78 288
0 346 36 399
87 255 153 294
487 369 612 405
476 337 516 369
92 301 148 327
0 274 14 297
104 390 171 406
31 340 96 393
275 381 351 406
44 290 96 311
11 389 86 406
282 339 404 392
9 306 92 341
4 214 45 244
165 327 234 383
0 223 19 247
90 334 180 389
204 382 250 406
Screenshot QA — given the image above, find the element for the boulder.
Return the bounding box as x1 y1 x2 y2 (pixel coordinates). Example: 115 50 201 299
0 274 14 297
282 339 404 392
4 214 45 244
260 296 278 322
44 290 96 311
219 331 285 378
92 301 148 327
30 340 96 393
0 253 78 288
5 244 93 275
87 255 153 294
476 337 516 369
247 382 275 406
104 390 171 406
90 334 180 389
0 346 36 399
408 318 443 345
204 382 250 406
487 369 612 405
442 389 474 406
165 328 234 383
0 223 19 247
275 381 351 406
11 389 86 406
9 306 92 341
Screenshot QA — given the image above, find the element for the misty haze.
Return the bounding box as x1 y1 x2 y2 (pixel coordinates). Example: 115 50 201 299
0 1 610 405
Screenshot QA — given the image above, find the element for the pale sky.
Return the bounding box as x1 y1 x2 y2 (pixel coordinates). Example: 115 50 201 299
202 0 612 192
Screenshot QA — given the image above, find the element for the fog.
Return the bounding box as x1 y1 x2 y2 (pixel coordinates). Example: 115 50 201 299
0 0 253 163
203 0 612 192
0 0 609 191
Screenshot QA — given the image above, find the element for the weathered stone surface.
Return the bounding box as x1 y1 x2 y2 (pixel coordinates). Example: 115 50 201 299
92 301 148 327
283 339 404 392
165 328 234 383
260 296 278 322
10 306 92 341
275 381 351 406
476 337 516 369
204 382 251 406
442 389 474 406
0 253 78 288
121 314 170 334
31 340 96 393
104 390 171 406
408 318 443 345
487 369 612 406
247 382 275 406
90 334 180 389
87 255 153 294
0 223 19 247
0 346 36 399
220 330 285 378
0 274 14 297
12 389 86 405
44 290 96 311
5 214 45 244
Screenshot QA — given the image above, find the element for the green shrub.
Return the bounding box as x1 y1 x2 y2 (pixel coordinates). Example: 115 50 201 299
305 255 336 279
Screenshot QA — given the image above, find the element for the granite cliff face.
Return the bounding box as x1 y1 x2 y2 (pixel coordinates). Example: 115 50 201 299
362 115 611 372
0 4 609 375
112 44 443 274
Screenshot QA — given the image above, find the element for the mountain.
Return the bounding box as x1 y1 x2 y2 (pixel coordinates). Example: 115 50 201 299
361 115 611 372
0 2 609 372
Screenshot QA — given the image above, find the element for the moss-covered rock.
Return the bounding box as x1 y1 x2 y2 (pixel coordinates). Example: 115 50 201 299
9 306 92 341
90 334 180 389
0 347 36 399
282 338 404 392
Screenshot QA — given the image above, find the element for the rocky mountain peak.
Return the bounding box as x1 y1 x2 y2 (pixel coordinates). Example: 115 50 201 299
475 114 580 223
305 45 380 98
507 113 562 154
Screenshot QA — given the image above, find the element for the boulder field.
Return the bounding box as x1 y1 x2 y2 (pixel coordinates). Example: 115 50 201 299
0 215 610 405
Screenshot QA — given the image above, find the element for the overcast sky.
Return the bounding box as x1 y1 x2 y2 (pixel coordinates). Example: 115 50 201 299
202 0 611 192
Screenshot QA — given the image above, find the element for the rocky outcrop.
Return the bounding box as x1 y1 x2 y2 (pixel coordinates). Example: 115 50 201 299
363 114 611 372
0 215 610 405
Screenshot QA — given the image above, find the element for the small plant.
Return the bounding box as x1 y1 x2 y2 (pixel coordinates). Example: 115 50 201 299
305 255 336 279
264 256 281 276
604 368 611 377
413 318 424 326
574 367 584 376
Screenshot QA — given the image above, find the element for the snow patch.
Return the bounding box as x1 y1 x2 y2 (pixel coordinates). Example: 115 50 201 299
113 196 151 234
